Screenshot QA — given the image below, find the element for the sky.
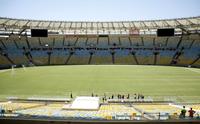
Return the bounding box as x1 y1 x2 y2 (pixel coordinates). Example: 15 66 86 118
0 0 199 21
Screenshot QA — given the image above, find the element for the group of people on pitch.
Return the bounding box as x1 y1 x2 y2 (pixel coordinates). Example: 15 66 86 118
180 106 198 119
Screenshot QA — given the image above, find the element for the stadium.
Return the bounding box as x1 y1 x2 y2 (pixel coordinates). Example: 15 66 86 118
0 1 200 124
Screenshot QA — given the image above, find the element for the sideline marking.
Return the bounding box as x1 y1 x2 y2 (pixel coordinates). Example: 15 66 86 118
0 69 10 73
185 68 200 74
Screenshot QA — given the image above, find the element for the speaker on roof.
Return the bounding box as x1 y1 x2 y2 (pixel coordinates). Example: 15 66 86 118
157 28 174 37
31 29 48 37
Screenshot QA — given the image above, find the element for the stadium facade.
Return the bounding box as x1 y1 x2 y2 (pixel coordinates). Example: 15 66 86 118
0 16 199 68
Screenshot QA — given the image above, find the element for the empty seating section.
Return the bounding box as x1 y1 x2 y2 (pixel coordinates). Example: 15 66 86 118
167 37 180 48
28 37 41 48
109 36 119 46
130 37 143 47
0 35 199 67
0 102 44 111
120 37 131 47
64 37 77 46
68 50 90 64
90 50 112 64
154 37 167 47
0 55 11 65
190 104 200 111
7 49 29 65
136 50 154 65
190 40 200 66
87 37 97 46
98 104 139 116
31 50 48 65
194 60 200 67
134 104 181 115
143 37 154 47
135 104 200 117
50 50 68 65
157 51 175 65
1 38 18 49
191 40 200 49
0 38 7 49
40 37 54 47
16 103 103 119
115 50 136 64
15 36 29 48
76 37 87 47
98 37 109 48
179 39 193 49
6 102 200 119
54 37 64 48
14 103 140 119
178 49 199 66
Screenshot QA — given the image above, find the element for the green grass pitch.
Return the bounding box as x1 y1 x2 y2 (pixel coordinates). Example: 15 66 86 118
0 65 200 102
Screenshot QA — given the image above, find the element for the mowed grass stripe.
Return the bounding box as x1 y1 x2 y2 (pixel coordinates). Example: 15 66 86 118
0 65 199 101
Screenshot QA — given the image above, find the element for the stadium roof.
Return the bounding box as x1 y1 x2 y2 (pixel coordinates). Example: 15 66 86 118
0 16 200 35
1 0 200 21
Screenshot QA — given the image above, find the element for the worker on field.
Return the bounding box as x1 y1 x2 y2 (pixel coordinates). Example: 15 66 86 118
111 94 114 99
102 97 105 103
127 94 130 99
134 94 137 100
70 93 73 99
91 93 94 97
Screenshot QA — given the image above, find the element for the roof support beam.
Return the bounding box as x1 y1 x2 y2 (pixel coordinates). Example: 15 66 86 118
58 22 63 30
1 19 11 25
163 20 171 27
174 20 182 27
47 22 52 28
186 19 195 25
151 21 159 28
23 21 30 27
131 22 137 29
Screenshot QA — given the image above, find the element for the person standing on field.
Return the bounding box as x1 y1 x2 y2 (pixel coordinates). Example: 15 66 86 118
180 106 186 118
188 108 195 119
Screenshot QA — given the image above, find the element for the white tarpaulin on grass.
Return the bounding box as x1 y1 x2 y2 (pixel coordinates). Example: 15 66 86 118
63 96 100 110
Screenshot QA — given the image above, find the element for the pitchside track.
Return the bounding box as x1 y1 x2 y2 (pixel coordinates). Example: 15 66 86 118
0 65 200 102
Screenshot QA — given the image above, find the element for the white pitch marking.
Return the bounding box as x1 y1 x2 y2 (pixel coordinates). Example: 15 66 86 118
0 69 10 73
185 68 200 74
